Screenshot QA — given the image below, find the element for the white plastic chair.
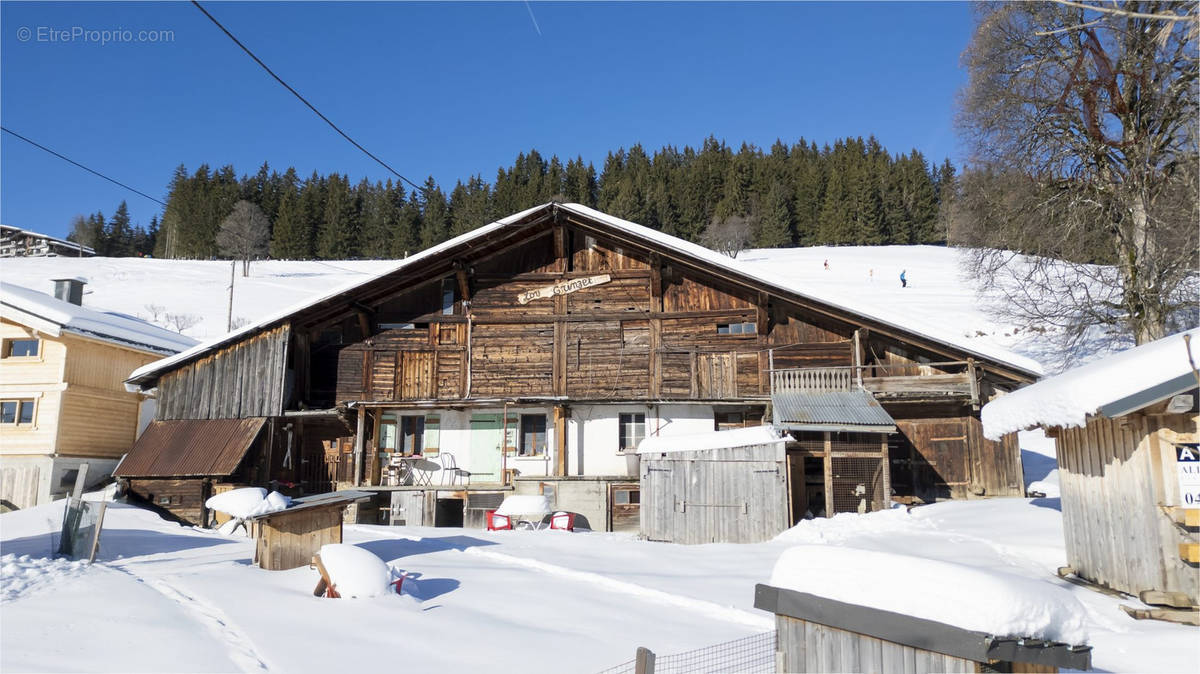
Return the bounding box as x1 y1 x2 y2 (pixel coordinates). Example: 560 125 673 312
438 452 472 485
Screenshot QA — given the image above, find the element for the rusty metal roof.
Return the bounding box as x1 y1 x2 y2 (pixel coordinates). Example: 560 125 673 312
772 389 896 433
115 418 266 478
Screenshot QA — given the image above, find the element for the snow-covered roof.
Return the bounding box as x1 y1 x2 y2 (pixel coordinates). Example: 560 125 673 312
982 329 1200 439
637 425 784 454
128 202 1041 387
0 281 198 355
767 545 1089 645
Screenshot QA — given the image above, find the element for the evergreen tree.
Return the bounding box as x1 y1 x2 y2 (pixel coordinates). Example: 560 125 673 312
317 174 360 258
418 178 449 249
271 188 309 258
106 201 134 256
754 181 793 248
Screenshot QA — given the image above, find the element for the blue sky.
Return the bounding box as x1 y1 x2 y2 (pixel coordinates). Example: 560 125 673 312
2 1 975 239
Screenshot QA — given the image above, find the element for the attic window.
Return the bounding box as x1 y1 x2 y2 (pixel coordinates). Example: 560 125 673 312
441 278 456 315
3 339 39 358
717 322 756 335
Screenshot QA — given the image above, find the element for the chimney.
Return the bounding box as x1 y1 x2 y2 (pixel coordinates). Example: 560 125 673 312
52 277 86 305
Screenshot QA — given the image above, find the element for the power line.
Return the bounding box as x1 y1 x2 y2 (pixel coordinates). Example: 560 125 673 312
1 126 167 207
190 0 425 193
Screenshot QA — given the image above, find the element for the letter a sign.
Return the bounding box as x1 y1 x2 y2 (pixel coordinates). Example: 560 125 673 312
1175 442 1200 507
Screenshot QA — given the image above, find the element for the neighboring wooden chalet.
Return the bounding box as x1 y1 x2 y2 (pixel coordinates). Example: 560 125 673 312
0 279 196 510
983 329 1200 610
123 203 1037 529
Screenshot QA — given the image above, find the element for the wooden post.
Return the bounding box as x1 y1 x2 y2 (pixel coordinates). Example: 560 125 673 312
635 646 656 674
554 405 568 477
226 260 235 332
880 435 891 508
71 463 90 500
353 409 366 487
824 432 834 517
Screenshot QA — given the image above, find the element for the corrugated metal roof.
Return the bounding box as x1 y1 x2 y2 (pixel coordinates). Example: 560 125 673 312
773 389 896 431
115 418 266 477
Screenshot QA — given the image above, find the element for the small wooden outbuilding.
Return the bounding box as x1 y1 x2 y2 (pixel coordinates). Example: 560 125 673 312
754 583 1091 673
982 329 1200 609
248 490 372 570
639 426 789 544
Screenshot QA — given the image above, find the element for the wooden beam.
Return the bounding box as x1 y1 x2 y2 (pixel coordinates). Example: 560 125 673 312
756 291 770 336
554 405 569 476
823 432 834 517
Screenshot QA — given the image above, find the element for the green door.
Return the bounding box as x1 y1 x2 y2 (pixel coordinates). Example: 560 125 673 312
469 414 503 483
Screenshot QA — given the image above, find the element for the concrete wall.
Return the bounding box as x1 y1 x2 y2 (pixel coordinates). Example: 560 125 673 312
513 475 636 532
0 455 119 509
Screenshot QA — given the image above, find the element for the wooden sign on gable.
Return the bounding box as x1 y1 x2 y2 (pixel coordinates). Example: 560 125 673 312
517 274 611 305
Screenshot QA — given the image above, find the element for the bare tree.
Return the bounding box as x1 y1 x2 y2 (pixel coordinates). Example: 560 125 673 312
702 214 755 258
217 200 270 276
957 1 1198 354
163 313 202 333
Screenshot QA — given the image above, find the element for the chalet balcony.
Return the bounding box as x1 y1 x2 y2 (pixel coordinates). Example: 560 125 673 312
770 362 980 403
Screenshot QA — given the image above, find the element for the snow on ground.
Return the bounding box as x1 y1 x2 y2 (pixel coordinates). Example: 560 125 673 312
2 495 1196 673
0 257 396 341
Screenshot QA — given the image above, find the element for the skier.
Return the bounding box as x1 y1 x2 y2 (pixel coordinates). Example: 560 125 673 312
823 259 829 271
900 269 907 288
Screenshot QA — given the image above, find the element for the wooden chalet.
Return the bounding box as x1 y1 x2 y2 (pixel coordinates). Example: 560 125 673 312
123 203 1037 530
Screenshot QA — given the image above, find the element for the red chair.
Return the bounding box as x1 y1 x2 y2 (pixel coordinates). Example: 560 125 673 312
486 510 512 531
550 511 575 531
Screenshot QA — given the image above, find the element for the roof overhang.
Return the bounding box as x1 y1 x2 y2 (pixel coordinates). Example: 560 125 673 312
1098 372 1197 419
772 389 897 434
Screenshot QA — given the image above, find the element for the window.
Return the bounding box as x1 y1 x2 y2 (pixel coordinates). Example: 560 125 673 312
613 486 640 505
618 413 645 452
519 415 547 456
379 413 425 455
401 416 425 455
441 278 457 315
379 322 417 331
1 399 34 425
716 322 756 335
3 339 39 358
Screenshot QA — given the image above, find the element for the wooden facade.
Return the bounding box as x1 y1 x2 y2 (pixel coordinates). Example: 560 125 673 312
1052 405 1199 605
641 442 790 544
126 203 1036 527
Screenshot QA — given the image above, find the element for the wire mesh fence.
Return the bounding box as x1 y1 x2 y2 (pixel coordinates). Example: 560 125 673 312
596 630 776 674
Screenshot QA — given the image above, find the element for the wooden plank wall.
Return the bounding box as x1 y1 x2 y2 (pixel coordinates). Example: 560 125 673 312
775 615 980 674
157 325 290 420
126 478 210 525
640 444 788 544
255 506 344 570
1056 412 1199 602
895 417 1024 501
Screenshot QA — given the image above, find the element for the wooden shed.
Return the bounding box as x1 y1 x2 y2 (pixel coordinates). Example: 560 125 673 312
248 490 372 570
115 418 268 525
982 329 1200 610
754 584 1091 673
639 426 789 544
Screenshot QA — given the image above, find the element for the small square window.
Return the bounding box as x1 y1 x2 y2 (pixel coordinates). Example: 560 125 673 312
618 413 645 452
4 339 39 358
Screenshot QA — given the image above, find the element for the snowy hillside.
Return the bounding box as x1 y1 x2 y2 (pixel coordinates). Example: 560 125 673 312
2 245 1065 371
